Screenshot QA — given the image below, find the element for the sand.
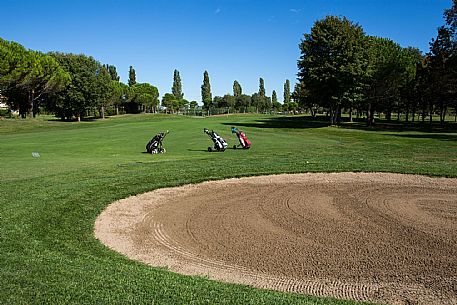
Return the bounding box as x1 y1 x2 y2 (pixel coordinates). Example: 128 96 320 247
95 173 457 305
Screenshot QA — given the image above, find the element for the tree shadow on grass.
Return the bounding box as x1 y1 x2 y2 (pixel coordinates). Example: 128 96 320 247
46 116 110 122
381 133 457 141
222 116 329 129
340 119 457 134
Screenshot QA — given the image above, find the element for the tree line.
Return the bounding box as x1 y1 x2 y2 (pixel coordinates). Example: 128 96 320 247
1 1 455 122
295 1 457 125
0 40 287 119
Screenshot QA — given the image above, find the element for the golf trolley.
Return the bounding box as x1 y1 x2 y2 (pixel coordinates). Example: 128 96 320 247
204 128 228 152
231 127 251 149
146 130 169 154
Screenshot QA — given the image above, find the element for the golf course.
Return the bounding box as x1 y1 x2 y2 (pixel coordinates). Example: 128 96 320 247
1 114 456 304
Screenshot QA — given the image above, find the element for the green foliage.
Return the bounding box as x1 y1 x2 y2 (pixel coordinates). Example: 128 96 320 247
233 80 242 97
47 53 107 120
271 90 282 111
128 65 136 87
131 83 160 113
161 92 182 113
272 90 277 104
104 64 120 81
283 79 291 104
201 70 212 110
189 100 198 109
0 38 70 118
298 16 368 125
259 77 265 97
172 69 184 100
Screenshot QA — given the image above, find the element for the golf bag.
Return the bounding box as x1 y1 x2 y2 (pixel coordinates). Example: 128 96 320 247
231 127 251 149
204 128 228 152
146 131 169 154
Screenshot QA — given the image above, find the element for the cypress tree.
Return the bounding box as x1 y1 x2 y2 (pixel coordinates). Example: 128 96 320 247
172 69 184 100
284 79 291 104
233 80 242 97
272 90 277 104
201 70 212 109
128 66 136 87
259 77 265 97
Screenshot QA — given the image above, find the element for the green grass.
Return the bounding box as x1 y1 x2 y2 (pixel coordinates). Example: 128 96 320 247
1 114 456 305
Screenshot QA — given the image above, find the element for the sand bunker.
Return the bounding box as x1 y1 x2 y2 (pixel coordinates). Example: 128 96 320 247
95 173 457 305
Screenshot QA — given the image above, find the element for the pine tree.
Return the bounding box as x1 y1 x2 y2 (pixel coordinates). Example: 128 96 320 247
201 70 212 110
172 69 184 100
128 66 136 87
233 80 242 97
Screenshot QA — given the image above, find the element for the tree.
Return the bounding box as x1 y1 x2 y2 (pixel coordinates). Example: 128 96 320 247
108 81 130 115
161 93 177 113
259 77 265 97
283 79 291 105
222 94 236 113
128 66 136 87
298 16 368 125
252 78 270 113
172 69 184 100
271 90 281 112
189 100 198 115
426 0 457 124
201 70 212 111
0 39 70 118
93 66 114 119
236 94 251 113
233 80 242 97
364 37 417 124
132 83 160 113
48 53 107 121
104 64 120 81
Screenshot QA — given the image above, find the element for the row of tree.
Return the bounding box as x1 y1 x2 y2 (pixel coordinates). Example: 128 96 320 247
0 41 163 120
295 1 457 125
1 1 455 122
0 39 288 119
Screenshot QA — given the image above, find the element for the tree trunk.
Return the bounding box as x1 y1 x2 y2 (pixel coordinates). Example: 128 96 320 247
386 109 392 121
440 106 446 125
429 100 433 126
349 105 353 122
101 105 105 119
27 90 34 118
336 104 342 125
116 106 119 116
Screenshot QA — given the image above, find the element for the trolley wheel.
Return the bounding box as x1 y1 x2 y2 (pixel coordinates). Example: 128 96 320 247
208 147 213 152
233 145 237 149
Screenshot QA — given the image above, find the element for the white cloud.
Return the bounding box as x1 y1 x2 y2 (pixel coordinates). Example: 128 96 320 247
214 8 221 14
289 8 302 13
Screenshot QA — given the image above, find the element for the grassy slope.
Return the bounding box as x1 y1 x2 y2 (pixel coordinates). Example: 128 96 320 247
1 114 456 304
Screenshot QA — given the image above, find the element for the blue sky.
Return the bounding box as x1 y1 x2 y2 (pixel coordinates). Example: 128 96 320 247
0 0 452 103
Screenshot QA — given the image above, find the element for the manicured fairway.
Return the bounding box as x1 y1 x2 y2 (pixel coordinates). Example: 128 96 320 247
1 114 456 304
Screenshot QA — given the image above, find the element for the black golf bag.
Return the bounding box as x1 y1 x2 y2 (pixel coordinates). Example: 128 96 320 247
146 131 169 154
204 128 228 152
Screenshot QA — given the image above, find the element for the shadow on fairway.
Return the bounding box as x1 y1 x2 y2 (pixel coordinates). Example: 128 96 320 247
382 133 457 141
187 149 210 152
222 116 329 129
340 119 457 134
